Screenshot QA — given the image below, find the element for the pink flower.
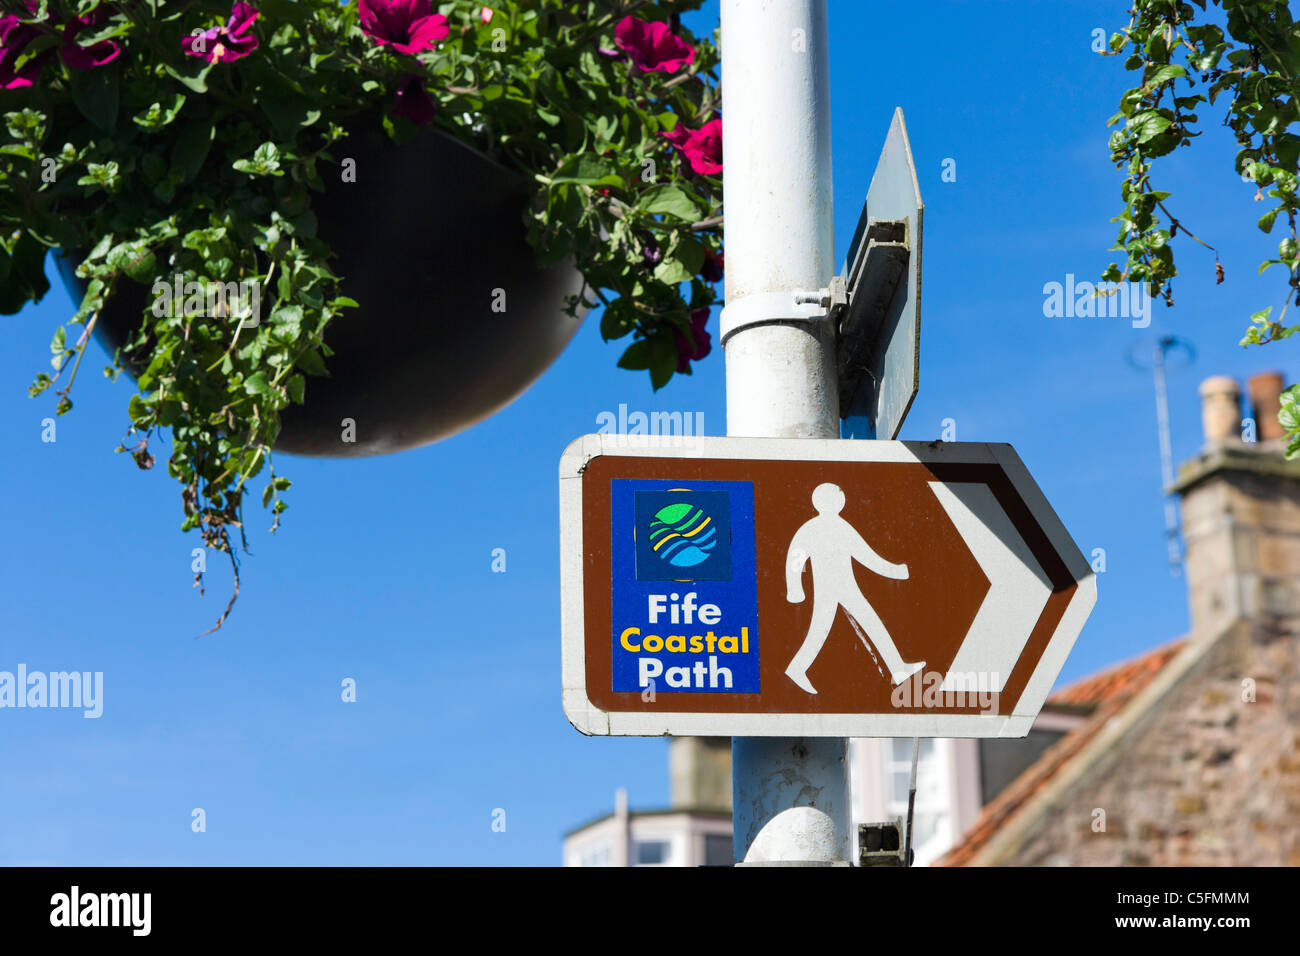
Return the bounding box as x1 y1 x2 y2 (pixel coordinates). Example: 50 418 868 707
674 307 711 372
0 14 43 89
660 118 722 176
359 0 449 55
59 9 121 71
614 16 694 73
479 7 493 23
392 72 435 125
0 3 120 87
183 2 260 63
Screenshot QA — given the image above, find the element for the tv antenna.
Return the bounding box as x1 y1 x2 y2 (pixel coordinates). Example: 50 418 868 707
1127 336 1196 575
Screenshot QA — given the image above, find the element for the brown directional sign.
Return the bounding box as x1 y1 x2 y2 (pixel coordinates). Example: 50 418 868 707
559 435 1096 737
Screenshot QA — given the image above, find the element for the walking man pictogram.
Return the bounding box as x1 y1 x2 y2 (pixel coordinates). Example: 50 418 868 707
784 482 925 693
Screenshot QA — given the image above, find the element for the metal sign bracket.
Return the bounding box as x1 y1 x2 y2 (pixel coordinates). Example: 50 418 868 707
837 217 910 418
719 287 843 346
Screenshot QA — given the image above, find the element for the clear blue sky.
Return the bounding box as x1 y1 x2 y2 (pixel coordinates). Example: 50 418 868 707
1 1 1288 865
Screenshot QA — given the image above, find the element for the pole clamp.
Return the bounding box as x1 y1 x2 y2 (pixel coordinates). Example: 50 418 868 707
719 279 848 346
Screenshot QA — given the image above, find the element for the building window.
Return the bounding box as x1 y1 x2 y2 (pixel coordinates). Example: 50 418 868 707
578 843 611 867
884 738 950 863
704 833 733 866
577 842 611 868
634 840 670 866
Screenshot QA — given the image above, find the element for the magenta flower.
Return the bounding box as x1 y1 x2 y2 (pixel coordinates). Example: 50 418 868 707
183 2 260 63
660 118 722 176
674 307 712 372
359 0 449 55
59 10 121 71
0 14 43 89
392 73 435 125
0 4 120 88
614 16 694 73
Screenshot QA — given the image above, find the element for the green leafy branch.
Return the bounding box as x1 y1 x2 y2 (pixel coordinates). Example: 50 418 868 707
1102 0 1300 455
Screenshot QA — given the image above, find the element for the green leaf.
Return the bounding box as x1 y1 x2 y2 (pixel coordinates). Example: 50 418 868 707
619 333 680 388
295 349 328 377
1144 64 1186 88
600 298 636 340
654 256 694 285
617 339 652 370
128 394 151 425
271 304 304 326
1278 386 1300 432
164 61 213 94
68 63 119 133
0 232 50 314
106 241 157 282
133 93 186 131
156 401 181 427
1129 110 1172 144
171 121 215 183
640 184 698 220
551 154 621 186
1259 208 1281 233
647 335 678 390
672 235 707 276
243 371 275 398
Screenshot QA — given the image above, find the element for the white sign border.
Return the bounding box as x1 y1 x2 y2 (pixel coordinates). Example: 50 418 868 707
559 435 1097 738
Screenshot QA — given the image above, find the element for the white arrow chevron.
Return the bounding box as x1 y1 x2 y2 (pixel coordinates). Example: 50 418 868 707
928 481 1053 693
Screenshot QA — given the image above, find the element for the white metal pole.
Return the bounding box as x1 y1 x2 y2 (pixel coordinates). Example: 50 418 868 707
720 0 853 865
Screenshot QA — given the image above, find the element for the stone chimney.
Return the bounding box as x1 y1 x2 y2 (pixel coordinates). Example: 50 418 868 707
1173 372 1300 638
1247 371 1286 441
1198 375 1242 445
669 737 732 810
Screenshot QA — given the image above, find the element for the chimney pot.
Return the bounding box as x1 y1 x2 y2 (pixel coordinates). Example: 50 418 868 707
1199 375 1242 444
1247 371 1287 441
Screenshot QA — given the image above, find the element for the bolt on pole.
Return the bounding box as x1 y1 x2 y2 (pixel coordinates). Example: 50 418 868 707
719 0 854 865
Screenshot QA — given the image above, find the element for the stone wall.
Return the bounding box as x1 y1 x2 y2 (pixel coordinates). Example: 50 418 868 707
998 622 1300 866
1177 446 1300 638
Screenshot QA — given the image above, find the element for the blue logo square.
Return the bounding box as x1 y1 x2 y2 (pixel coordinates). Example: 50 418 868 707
634 490 732 581
612 479 759 694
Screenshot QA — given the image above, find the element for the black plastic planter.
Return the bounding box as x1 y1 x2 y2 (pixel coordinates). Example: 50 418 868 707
57 123 587 457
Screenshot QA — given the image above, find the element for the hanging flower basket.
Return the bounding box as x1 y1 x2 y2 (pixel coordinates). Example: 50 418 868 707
57 119 591 456
0 0 723 627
